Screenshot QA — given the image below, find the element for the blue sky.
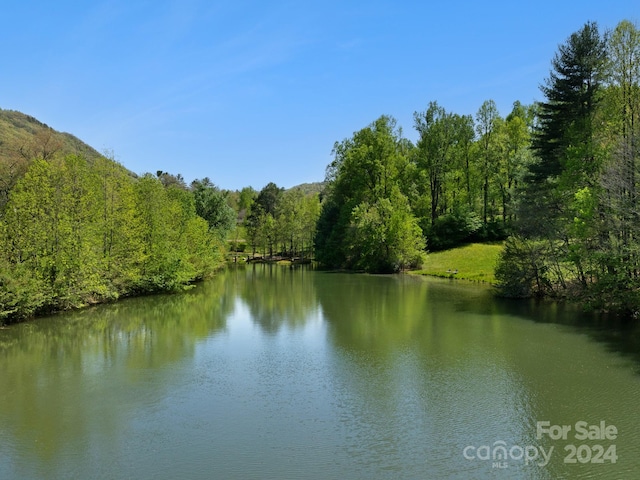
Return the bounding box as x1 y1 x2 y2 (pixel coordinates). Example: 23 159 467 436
2 1 638 191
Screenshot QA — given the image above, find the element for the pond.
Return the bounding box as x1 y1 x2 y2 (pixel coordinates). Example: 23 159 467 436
1 265 639 479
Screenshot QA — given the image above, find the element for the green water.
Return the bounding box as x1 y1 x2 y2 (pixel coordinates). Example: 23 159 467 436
1 266 639 479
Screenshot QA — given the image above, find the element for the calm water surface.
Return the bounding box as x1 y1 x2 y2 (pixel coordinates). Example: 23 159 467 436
1 266 639 479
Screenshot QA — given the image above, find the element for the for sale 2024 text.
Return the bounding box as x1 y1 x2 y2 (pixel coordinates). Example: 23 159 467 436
537 420 618 465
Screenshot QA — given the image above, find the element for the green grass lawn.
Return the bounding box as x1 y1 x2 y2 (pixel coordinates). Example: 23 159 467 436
411 242 504 284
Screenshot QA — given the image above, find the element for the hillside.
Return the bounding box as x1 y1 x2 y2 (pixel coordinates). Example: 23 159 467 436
287 181 325 196
411 242 504 284
0 109 106 207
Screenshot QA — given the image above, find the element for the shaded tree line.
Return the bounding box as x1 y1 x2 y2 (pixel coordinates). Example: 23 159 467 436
495 20 640 315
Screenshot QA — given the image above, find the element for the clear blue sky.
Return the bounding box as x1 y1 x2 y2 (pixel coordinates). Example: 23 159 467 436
2 1 637 191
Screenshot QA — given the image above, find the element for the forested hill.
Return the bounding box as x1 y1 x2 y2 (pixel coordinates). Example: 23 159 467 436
0 109 109 206
0 109 240 324
0 109 102 160
287 182 324 196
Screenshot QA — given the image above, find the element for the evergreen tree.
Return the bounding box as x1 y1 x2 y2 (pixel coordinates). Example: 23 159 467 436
499 22 610 300
530 21 607 184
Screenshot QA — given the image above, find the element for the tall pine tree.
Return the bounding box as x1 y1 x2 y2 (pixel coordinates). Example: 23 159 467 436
530 21 607 184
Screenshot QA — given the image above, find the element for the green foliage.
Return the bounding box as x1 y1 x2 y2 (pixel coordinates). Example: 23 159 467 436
238 186 256 209
316 116 425 272
313 196 344 267
530 21 607 184
254 182 283 216
497 20 640 316
5 18 640 319
425 208 482 251
501 22 609 299
0 109 122 210
413 101 458 226
244 182 319 259
94 156 145 292
317 103 526 272
191 178 236 239
409 99 525 249
0 156 225 323
287 182 325 196
275 189 320 258
495 236 553 297
156 170 187 189
0 256 48 321
350 190 425 272
2 156 105 307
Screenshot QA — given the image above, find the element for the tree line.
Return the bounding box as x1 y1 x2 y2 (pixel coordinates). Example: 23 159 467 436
243 182 320 260
2 18 638 320
495 20 640 315
314 18 640 316
314 92 534 271
0 157 235 323
0 146 322 323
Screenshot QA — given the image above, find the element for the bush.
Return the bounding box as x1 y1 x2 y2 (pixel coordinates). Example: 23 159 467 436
471 219 510 243
494 236 552 297
425 210 482 250
228 241 246 252
0 262 51 323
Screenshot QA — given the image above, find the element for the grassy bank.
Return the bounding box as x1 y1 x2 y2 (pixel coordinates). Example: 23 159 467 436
411 242 504 284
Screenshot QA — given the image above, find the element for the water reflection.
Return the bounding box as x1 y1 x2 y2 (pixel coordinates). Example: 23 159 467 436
314 272 640 478
0 274 231 470
468 288 640 375
314 273 546 478
315 273 429 353
235 264 319 334
0 267 638 479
